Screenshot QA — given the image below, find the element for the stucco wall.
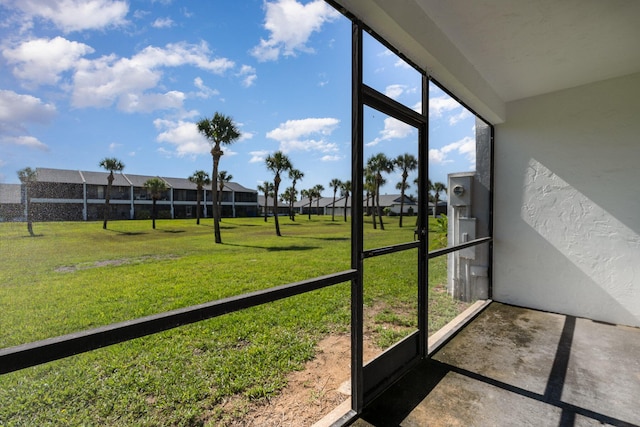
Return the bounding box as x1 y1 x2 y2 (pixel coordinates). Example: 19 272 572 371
493 72 640 327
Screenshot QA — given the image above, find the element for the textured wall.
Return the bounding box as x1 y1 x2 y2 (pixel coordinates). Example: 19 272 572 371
494 72 640 327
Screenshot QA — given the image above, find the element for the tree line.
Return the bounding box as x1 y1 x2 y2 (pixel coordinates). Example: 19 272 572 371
16 111 447 239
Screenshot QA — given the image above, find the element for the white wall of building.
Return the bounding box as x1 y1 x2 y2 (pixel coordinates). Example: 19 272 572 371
493 72 640 327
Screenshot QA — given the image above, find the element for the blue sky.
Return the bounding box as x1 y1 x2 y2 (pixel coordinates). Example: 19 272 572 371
0 0 476 197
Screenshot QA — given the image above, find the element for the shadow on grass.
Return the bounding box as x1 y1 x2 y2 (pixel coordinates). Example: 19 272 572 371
194 223 238 230
311 236 349 241
106 229 147 236
162 230 186 234
225 243 318 252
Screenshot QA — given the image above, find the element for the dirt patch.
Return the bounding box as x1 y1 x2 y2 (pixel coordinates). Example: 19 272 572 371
215 334 380 427
54 255 179 273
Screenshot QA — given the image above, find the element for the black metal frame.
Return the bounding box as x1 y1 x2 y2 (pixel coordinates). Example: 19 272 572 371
348 20 433 410
0 271 355 375
343 4 495 418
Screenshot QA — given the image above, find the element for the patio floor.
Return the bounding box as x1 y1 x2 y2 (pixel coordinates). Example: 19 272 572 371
351 302 640 427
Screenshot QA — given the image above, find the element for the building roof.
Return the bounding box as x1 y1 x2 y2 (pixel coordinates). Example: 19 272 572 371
123 173 159 187
294 196 341 208
81 170 131 186
223 182 256 193
36 168 84 184
375 194 417 207
29 167 255 193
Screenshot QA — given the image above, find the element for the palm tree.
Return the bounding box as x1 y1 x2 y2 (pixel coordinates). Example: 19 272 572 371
432 181 447 218
17 167 37 236
281 186 297 220
394 153 417 227
364 168 376 222
312 184 324 216
257 181 274 222
301 188 313 220
188 170 210 225
329 178 342 221
197 112 241 244
143 177 168 229
396 180 410 217
99 157 124 230
288 168 304 221
265 151 292 237
217 170 233 221
367 153 394 230
340 180 351 222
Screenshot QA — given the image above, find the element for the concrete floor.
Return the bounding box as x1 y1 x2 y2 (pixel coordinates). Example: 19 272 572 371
352 302 640 427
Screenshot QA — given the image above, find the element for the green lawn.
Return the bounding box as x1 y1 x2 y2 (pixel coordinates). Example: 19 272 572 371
0 216 465 426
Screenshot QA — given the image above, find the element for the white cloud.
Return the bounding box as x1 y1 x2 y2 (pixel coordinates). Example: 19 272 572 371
279 138 338 153
242 74 257 87
151 17 174 28
133 9 150 19
118 90 185 113
239 131 255 142
249 150 269 163
251 0 339 62
153 118 209 157
385 84 406 100
430 95 462 118
448 109 471 126
366 117 414 147
429 136 476 168
0 90 57 126
428 148 448 164
2 37 94 86
237 65 257 87
71 42 234 112
267 117 338 140
266 117 340 154
394 58 411 69
321 154 341 162
193 77 219 99
0 91 56 150
0 135 48 151
4 0 129 33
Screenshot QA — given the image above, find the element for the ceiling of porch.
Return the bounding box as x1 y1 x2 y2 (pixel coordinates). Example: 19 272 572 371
333 0 640 123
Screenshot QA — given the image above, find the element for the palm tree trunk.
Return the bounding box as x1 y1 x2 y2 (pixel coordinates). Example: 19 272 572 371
344 194 349 222
365 191 370 216
273 177 281 236
263 191 268 222
332 191 336 221
26 192 34 237
211 149 222 243
196 187 201 225
376 184 385 230
289 199 294 221
103 172 113 229
372 191 378 230
399 185 405 228
152 199 157 229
